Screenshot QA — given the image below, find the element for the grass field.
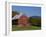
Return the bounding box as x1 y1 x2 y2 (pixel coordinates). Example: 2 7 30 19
12 25 41 31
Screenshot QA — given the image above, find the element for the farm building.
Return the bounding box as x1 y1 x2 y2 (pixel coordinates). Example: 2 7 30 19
18 15 30 26
12 12 30 26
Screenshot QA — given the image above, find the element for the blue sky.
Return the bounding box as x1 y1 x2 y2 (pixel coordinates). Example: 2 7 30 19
12 6 41 17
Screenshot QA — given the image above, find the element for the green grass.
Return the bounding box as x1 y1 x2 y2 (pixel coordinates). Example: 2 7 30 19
12 25 41 31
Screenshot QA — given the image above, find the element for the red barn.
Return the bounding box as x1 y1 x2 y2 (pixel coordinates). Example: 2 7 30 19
18 15 30 27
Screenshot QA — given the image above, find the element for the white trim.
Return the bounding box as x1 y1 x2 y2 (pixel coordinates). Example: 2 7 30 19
6 2 43 35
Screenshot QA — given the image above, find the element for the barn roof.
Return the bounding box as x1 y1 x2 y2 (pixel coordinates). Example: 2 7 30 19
12 12 30 20
12 13 23 20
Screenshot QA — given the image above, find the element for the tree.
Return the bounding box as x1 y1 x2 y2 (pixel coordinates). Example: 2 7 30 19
12 11 19 17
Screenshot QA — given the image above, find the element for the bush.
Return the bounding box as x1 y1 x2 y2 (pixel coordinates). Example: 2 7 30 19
29 17 41 27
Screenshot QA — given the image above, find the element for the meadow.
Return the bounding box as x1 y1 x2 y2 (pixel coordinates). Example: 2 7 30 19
12 25 41 31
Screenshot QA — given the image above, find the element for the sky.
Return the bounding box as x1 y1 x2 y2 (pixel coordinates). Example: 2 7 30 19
12 6 41 17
